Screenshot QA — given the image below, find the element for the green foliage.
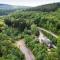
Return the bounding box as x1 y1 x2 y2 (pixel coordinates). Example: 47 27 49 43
0 19 6 31
24 35 47 60
31 24 39 36
0 32 24 60
0 5 60 60
0 9 12 16
27 3 60 12
57 37 60 60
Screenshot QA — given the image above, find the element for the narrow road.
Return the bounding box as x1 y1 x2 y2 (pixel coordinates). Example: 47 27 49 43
16 40 35 60
38 31 56 48
38 27 58 38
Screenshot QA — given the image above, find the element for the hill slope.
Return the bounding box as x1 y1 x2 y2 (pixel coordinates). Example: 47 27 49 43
0 4 30 10
27 2 60 12
0 4 30 15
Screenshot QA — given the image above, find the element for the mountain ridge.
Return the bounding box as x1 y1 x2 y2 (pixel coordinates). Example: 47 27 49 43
0 4 30 15
27 2 60 12
0 4 30 10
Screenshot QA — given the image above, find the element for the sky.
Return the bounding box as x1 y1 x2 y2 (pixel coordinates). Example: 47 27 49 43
0 0 60 7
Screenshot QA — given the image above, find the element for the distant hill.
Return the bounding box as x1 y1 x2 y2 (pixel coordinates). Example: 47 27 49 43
0 4 15 10
27 2 60 12
0 4 30 15
0 4 30 10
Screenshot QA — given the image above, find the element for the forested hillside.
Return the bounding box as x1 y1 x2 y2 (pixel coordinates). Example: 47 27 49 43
0 3 60 60
27 2 60 12
0 4 30 15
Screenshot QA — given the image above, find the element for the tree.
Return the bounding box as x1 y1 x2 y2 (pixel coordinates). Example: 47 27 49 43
57 37 60 60
31 24 39 36
0 19 6 32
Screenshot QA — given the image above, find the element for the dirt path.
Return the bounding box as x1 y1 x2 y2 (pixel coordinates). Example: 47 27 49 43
38 31 56 48
15 27 57 60
16 40 35 60
38 27 58 38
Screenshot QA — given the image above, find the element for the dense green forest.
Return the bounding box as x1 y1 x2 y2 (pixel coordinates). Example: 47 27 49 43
27 2 60 12
0 3 60 60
